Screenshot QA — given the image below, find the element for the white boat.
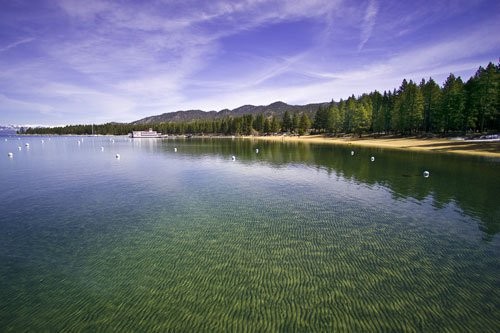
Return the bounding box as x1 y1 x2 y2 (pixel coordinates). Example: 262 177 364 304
130 128 165 138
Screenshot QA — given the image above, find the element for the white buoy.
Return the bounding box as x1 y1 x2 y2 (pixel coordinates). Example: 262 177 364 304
423 171 430 178
231 155 236 161
101 146 104 152
255 148 259 154
174 148 177 152
77 140 81 145
112 139 115 143
8 152 13 158
115 154 120 159
351 151 355 156
41 139 44 143
25 143 29 147
370 156 375 162
18 146 22 151
4 138 7 142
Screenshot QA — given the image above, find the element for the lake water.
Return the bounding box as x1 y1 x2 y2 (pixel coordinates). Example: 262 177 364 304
1 135 499 332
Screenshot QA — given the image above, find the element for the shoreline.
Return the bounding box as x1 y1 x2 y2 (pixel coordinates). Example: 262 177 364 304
238 135 500 158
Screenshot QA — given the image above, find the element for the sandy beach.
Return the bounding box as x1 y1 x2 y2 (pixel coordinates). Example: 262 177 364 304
240 135 500 158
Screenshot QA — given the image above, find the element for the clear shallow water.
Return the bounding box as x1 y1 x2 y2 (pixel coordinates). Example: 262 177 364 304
1 135 499 332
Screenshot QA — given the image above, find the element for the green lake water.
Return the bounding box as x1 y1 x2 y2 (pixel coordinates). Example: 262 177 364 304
1 136 499 332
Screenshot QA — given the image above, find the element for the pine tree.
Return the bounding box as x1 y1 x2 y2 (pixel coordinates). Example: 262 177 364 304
381 91 393 133
298 113 311 135
314 105 328 132
464 77 479 133
337 99 347 134
392 80 423 134
326 104 341 134
474 63 499 132
351 95 372 136
282 111 293 132
392 79 408 134
263 117 271 134
352 104 369 136
292 113 300 133
439 74 465 133
370 91 384 133
242 114 254 135
420 78 441 133
343 96 356 133
270 116 281 133
253 114 265 133
406 81 424 133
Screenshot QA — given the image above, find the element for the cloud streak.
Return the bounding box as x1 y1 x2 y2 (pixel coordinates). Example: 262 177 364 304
358 0 378 51
0 37 35 53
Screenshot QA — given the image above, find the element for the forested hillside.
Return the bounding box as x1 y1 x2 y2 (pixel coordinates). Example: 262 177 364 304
130 101 324 124
23 62 498 136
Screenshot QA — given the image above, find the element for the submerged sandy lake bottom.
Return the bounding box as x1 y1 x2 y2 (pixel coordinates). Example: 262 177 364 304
1 136 499 331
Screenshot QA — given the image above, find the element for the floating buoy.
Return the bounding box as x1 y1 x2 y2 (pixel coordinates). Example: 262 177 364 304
115 154 120 159
4 139 7 142
112 139 115 143
174 148 177 152
423 171 430 178
231 155 236 161
370 156 375 162
351 151 355 156
41 139 44 143
77 140 81 145
18 146 22 151
255 148 259 154
25 143 29 147
101 147 104 152
8 152 13 158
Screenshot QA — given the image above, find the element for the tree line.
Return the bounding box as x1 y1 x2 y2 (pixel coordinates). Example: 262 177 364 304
313 62 498 136
22 111 313 136
23 62 498 136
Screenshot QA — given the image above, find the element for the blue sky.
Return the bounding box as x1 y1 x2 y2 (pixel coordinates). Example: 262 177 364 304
0 0 498 126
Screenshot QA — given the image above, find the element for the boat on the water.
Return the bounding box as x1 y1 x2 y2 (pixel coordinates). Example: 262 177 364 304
130 128 166 138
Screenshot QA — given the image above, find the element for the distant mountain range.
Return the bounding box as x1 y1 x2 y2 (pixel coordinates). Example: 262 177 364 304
3 101 328 129
0 125 18 130
0 125 23 133
131 101 328 125
0 124 50 130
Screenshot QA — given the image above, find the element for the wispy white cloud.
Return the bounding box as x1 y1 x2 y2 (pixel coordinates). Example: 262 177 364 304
36 83 137 123
0 94 55 116
383 21 500 78
0 37 35 53
358 0 378 51
181 19 500 111
47 0 343 119
1 0 498 125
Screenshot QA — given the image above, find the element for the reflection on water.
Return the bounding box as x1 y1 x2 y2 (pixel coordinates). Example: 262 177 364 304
144 137 499 238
